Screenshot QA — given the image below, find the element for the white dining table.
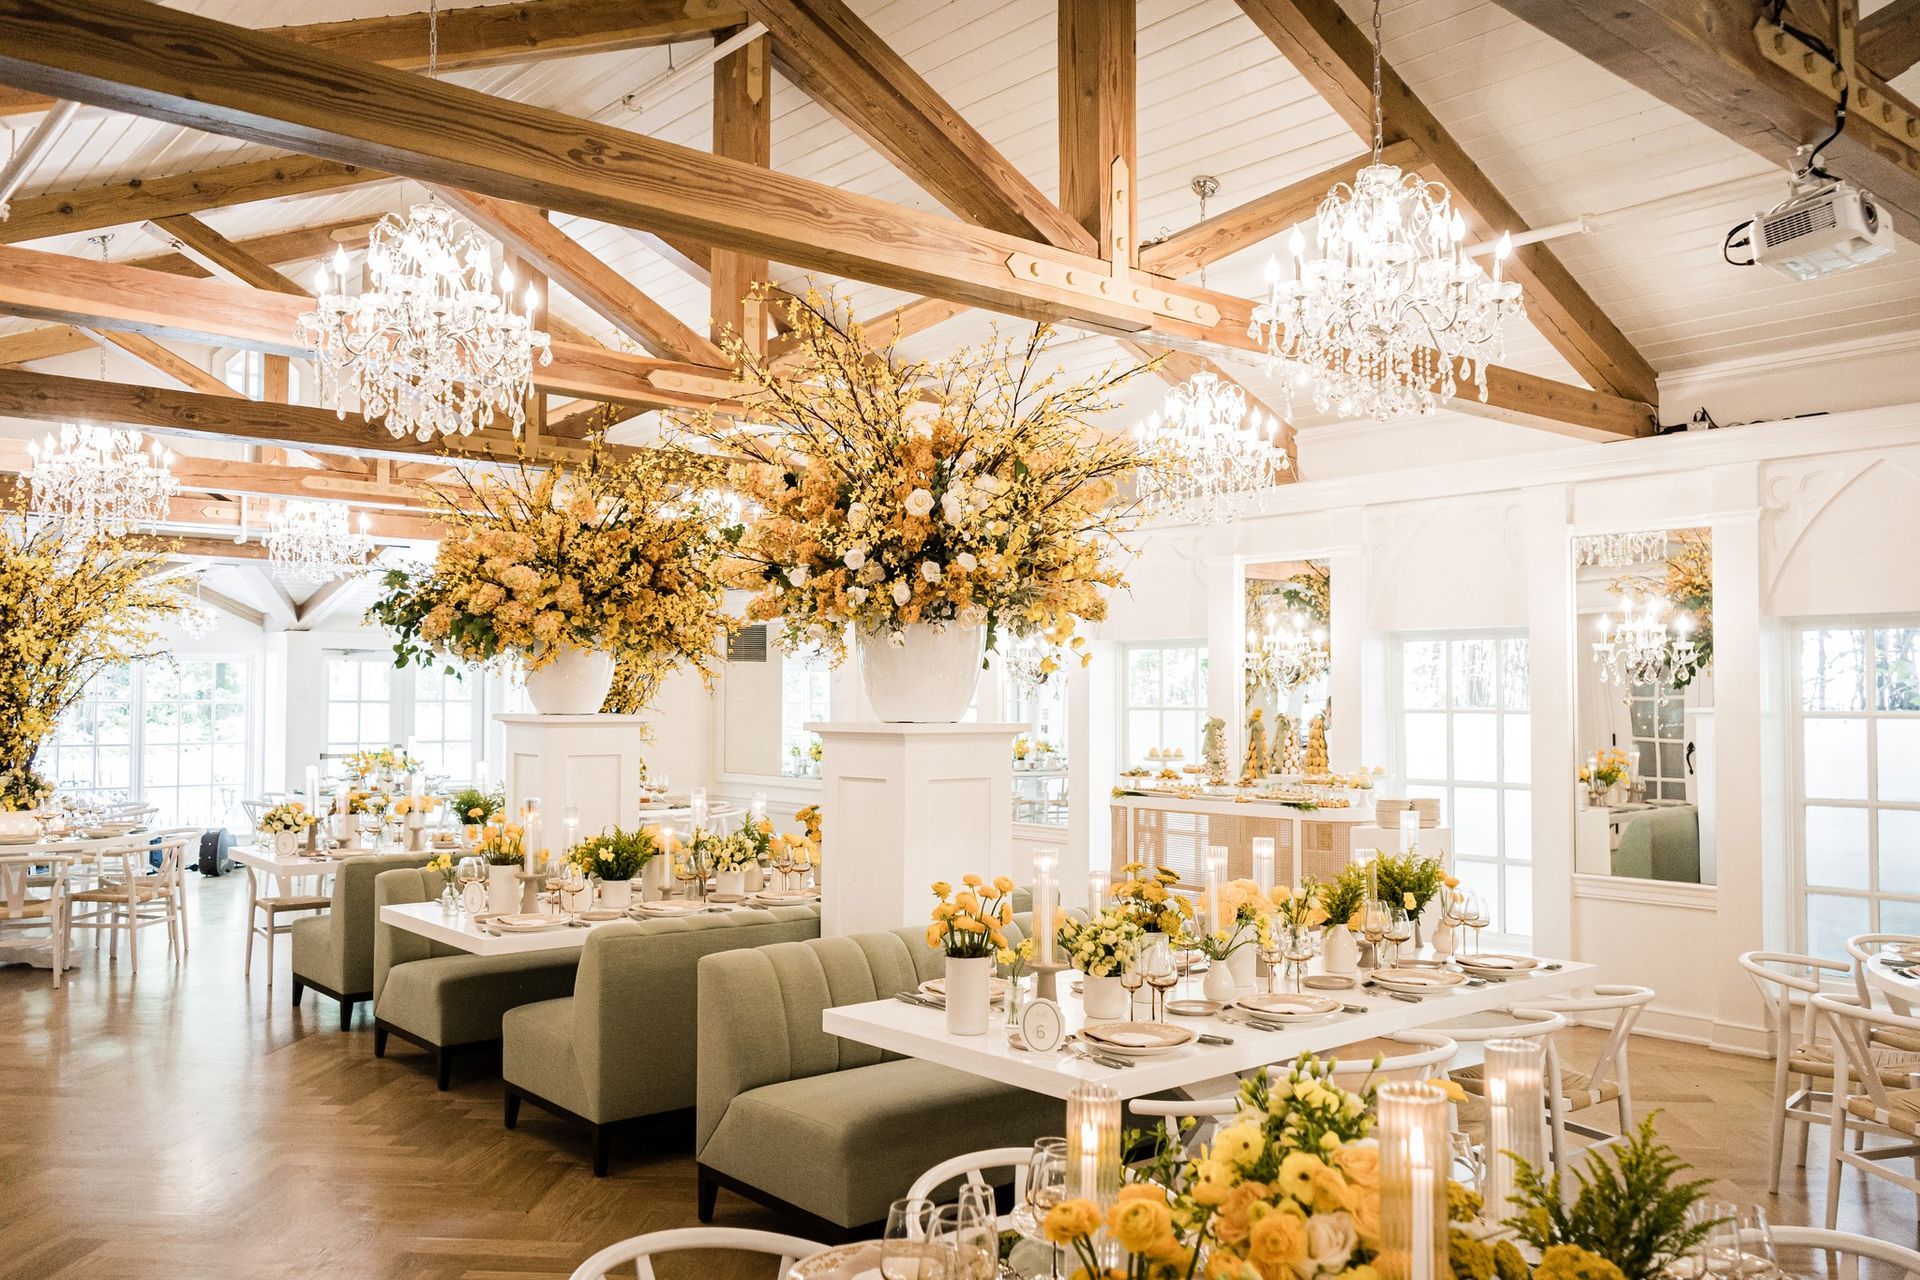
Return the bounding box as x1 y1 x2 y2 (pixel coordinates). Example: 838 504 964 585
378 897 812 957
823 955 1599 1101
1863 953 1918 1015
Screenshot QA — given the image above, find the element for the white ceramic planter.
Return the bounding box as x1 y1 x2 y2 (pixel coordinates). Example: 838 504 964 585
1081 972 1128 1021
1226 944 1257 990
598 878 633 911
1322 925 1360 976
944 954 993 1036
487 863 521 915
523 646 616 716
857 623 984 723
714 868 746 897
272 830 300 857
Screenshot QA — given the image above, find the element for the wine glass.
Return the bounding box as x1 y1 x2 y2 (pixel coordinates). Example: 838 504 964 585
1283 923 1319 993
1459 890 1490 956
1017 1138 1067 1240
1142 932 1177 1021
1257 912 1287 994
1705 1203 1777 1278
1383 909 1414 968
931 1195 995 1280
1119 938 1146 1018
882 1197 944 1280
1359 900 1391 970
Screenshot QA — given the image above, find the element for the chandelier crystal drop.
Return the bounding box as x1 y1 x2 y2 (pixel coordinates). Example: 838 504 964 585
1244 610 1331 694
1247 0 1523 423
25 423 178 537
174 578 219 638
1574 530 1668 569
1591 591 1697 705
1135 371 1292 524
298 200 552 442
1003 635 1066 690
267 501 375 585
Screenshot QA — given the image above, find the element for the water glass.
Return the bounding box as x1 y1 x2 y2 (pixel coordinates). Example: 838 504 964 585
882 1197 944 1280
931 1194 996 1280
1704 1202 1777 1278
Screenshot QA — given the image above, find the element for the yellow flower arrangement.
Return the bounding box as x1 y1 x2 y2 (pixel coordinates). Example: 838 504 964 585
1112 862 1193 935
794 803 822 845
926 873 1016 958
680 284 1159 663
473 821 528 867
1579 747 1631 789
0 517 185 809
368 448 736 712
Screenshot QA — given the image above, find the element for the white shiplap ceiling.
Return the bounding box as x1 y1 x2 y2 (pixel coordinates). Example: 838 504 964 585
0 0 1916 455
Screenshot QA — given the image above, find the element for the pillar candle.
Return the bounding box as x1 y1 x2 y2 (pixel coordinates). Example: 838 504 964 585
521 797 542 874
562 803 580 854
1088 869 1109 911
304 765 319 818
1033 850 1057 965
690 786 708 832
1377 1082 1449 1280
1399 807 1420 847
1251 837 1275 894
1205 846 1226 931
750 791 767 823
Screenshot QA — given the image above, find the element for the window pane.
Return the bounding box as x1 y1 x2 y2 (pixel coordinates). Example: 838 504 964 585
1404 713 1447 780
1878 721 1920 803
1504 864 1533 936
361 665 391 700
1504 790 1532 862
1658 741 1685 781
1403 641 1445 710
1451 640 1495 709
1127 650 1160 707
1878 809 1920 895
1453 858 1499 917
1803 628 1869 711
361 706 390 742
328 660 358 698
328 705 358 744
1162 713 1199 763
1806 893 1871 962
1127 710 1160 764
1881 897 1920 937
1501 638 1529 710
1875 627 1920 711
1805 805 1870 890
1451 713 1498 783
1803 719 1869 801
1453 786 1499 861
1163 649 1199 708
1503 714 1531 785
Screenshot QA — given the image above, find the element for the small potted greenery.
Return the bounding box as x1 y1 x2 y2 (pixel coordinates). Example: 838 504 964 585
571 827 658 911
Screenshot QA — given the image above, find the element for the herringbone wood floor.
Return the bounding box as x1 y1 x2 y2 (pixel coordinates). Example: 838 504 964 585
0 874 1913 1279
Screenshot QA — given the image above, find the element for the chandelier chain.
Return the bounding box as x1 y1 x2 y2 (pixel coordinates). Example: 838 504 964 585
1370 0 1385 161
428 0 438 80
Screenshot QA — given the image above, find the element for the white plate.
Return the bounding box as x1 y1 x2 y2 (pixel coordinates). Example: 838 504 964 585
1369 967 1467 993
920 976 1009 1003
1303 974 1355 991
491 914 566 934
575 909 625 922
1453 953 1538 973
1234 992 1341 1020
631 900 708 916
748 892 812 905
1078 1021 1196 1056
1165 998 1223 1017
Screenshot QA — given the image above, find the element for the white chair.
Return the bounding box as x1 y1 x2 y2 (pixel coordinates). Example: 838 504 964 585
0 853 71 988
1845 933 1920 1032
1770 1224 1920 1279
1440 1007 1572 1170
567 1227 828 1280
69 829 197 973
908 1145 1032 1207
1813 993 1920 1229
1530 984 1655 1149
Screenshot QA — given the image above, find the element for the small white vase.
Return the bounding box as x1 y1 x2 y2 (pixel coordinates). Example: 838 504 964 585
523 645 616 716
641 856 672 902
487 864 520 915
598 878 633 912
714 868 746 897
857 623 984 723
1226 945 1257 990
272 830 300 857
745 863 765 893
1322 925 1360 976
1430 919 1457 958
1081 972 1128 1021
944 954 993 1036
1202 962 1237 1005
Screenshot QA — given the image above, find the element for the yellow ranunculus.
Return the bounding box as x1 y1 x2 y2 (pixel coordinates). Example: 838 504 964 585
1042 1198 1102 1246
1332 1141 1381 1192
1107 1196 1173 1254
1246 1203 1309 1272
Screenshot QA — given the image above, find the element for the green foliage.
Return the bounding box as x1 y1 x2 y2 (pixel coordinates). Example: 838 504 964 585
1373 849 1446 913
573 826 659 880
1504 1113 1718 1280
1318 866 1367 927
449 786 502 826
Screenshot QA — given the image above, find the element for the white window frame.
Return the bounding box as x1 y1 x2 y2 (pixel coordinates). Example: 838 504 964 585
1389 630 1532 938
779 652 832 778
1121 641 1210 769
1788 616 1920 957
323 651 488 775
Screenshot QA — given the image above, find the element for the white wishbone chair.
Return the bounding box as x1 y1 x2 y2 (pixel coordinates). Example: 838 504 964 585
0 852 72 988
1440 1007 1572 1169
1769 1224 1920 1279
1845 932 1920 1031
567 1227 827 1280
68 829 197 973
1813 992 1920 1229
1529 984 1655 1151
908 1145 1033 1207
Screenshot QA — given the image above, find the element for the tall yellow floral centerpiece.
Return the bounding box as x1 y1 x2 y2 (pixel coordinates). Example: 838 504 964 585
0 518 185 822
683 285 1157 722
368 450 736 715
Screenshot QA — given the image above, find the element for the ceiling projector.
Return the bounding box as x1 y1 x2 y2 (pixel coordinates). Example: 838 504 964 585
1751 177 1895 281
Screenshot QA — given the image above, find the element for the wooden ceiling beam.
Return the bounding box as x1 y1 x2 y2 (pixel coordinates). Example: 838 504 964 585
710 26 771 351
1058 0 1137 263
0 242 743 413
0 0 749 119
765 294 968 367
1492 0 1920 239
1862 0 1920 78
148 213 307 294
1234 0 1659 406
83 328 242 397
438 188 726 366
0 0 1647 438
1139 141 1424 278
745 0 1097 256
0 153 385 245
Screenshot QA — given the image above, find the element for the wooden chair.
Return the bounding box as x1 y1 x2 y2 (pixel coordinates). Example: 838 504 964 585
1813 993 1920 1229
69 829 197 974
0 853 72 988
567 1228 827 1280
246 880 330 988
1769 1224 1920 1279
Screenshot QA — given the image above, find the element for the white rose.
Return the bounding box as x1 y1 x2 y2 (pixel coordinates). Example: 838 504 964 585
789 565 809 587
955 551 978 572
848 587 869 606
904 488 935 517
975 473 1003 495
956 450 977 470
891 581 911 606
858 561 883 584
846 501 868 527
843 546 867 571
920 561 943 583
959 605 987 627
941 491 965 523
1300 1211 1357 1279
887 629 908 649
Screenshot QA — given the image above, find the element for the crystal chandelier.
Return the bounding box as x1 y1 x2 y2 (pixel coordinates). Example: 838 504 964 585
26 422 178 537
296 5 549 443
1136 371 1291 523
1247 0 1523 422
1575 531 1667 569
174 578 218 638
1003 636 1065 690
1592 591 1697 704
267 501 375 585
1245 611 1330 693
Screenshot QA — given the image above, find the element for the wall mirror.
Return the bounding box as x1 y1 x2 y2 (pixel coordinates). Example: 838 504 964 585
1241 559 1332 779
1573 528 1716 884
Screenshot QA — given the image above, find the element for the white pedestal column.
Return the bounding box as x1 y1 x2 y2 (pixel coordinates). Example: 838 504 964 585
809 721 1023 938
497 714 649 843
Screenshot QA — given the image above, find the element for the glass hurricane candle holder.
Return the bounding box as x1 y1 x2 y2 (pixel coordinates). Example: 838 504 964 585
1378 1081 1449 1280
1066 1081 1121 1210
1483 1037 1546 1224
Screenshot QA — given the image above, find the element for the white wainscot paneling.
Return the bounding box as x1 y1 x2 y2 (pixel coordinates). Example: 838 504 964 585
1572 882 1767 1055
1365 499 1528 632
1763 447 1920 617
